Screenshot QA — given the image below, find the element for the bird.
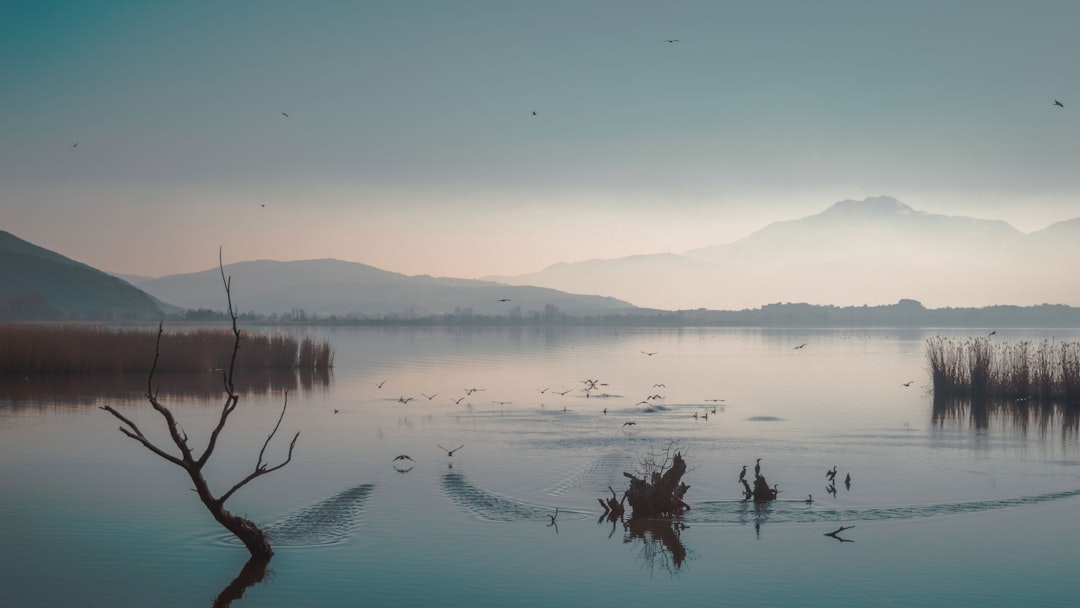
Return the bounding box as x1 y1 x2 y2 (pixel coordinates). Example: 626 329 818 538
553 389 572 396
333 409 339 414
754 458 762 477
451 396 466 404
641 351 658 356
738 465 747 483
844 473 852 489
901 381 914 387
393 454 414 462
1054 99 1064 108
260 204 266 207
826 465 838 481
397 396 414 404
653 383 666 388
422 392 438 400
71 142 78 148
531 111 537 115
988 330 997 337
498 298 511 302
438 443 464 457
465 387 485 395
376 379 387 388
664 39 680 43
793 343 808 350
805 494 814 504
622 421 637 427
282 112 290 118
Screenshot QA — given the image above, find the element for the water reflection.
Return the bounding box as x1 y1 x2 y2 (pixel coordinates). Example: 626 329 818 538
212 556 270 608
618 517 691 575
932 394 1080 439
0 368 331 407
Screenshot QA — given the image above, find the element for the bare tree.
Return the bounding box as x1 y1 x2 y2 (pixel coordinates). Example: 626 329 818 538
101 253 298 560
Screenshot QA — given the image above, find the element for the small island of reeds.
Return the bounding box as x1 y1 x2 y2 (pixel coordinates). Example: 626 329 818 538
926 336 1080 403
0 324 333 376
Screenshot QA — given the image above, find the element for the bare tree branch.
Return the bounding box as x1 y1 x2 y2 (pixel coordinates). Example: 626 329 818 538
101 249 301 560
99 404 185 467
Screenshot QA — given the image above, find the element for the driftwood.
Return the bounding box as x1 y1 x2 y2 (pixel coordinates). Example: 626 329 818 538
598 486 626 520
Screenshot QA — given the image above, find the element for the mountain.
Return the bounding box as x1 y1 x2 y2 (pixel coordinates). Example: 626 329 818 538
136 259 634 317
0 230 167 321
486 197 1080 310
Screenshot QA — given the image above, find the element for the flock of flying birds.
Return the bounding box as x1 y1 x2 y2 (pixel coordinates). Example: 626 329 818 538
371 338 924 472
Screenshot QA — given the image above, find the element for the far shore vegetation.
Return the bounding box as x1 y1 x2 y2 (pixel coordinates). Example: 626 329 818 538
0 324 333 376
169 299 1080 328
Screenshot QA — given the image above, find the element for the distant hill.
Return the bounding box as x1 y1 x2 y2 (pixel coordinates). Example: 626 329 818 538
0 230 167 321
136 259 635 317
486 196 1080 310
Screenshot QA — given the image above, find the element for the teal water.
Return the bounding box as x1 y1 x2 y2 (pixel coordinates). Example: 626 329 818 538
2 327 1078 607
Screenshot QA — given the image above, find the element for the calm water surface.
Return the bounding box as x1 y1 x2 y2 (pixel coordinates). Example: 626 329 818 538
2 327 1079 607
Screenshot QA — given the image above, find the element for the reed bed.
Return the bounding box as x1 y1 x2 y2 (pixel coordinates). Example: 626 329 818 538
926 336 1080 403
0 324 334 376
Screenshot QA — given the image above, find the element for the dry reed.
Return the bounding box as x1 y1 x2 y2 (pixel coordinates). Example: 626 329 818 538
926 336 1080 403
0 324 334 376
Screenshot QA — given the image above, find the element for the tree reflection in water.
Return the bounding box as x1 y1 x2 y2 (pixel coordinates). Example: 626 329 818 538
212 556 270 608
601 515 691 575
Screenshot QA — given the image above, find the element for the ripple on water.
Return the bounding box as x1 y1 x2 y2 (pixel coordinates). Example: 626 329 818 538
215 484 375 548
689 488 1080 525
440 473 588 522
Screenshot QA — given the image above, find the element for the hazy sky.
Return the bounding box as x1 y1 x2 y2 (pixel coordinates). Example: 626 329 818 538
2 1 1078 279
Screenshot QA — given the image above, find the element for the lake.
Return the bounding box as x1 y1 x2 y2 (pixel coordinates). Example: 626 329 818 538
2 326 1078 607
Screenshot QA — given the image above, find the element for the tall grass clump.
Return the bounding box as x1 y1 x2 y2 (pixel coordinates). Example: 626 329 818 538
926 336 1080 403
0 324 334 376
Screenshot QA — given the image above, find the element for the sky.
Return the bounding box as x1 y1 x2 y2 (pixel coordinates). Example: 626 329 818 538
2 0 1078 279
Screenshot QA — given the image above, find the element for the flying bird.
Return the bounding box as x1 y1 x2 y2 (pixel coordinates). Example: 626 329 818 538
282 112 290 118
393 454 414 462
622 421 637 427
1054 99 1064 107
641 351 658 356
664 39 680 43
451 396 466 404
376 379 387 388
793 343 808 350
498 298 511 302
531 111 537 115
901 381 914 387
438 443 465 457
71 142 78 148
422 392 438 400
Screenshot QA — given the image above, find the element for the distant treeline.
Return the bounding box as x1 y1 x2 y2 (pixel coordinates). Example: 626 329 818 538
168 299 1080 328
0 325 333 376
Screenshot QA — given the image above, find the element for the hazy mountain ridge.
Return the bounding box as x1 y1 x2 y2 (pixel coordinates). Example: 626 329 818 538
487 196 1080 310
0 230 166 320
136 259 633 317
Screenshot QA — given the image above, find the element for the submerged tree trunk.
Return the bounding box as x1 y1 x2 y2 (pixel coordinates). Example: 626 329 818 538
101 252 298 560
622 452 691 518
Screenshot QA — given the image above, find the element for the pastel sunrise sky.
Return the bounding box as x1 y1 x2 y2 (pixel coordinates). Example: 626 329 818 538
2 0 1077 278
